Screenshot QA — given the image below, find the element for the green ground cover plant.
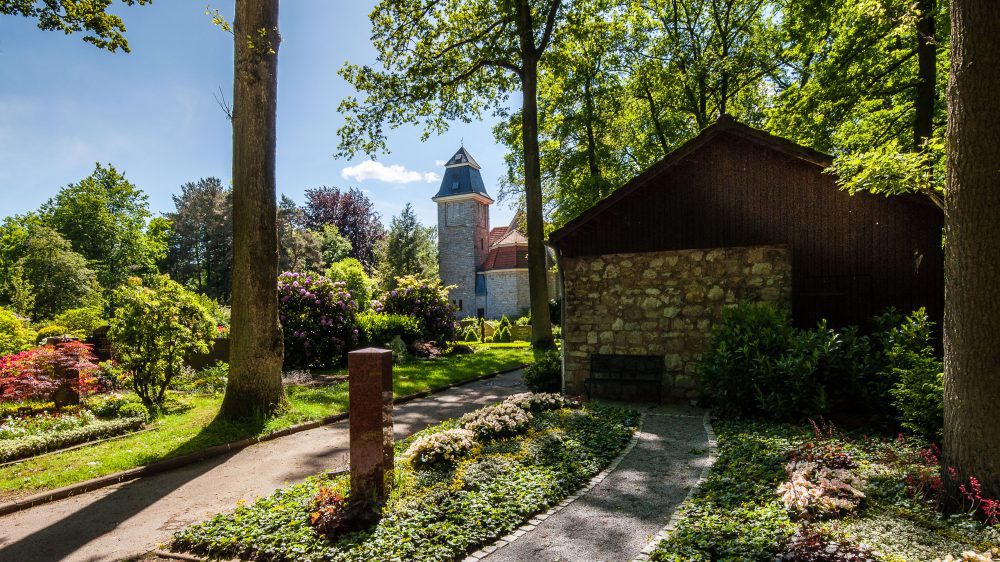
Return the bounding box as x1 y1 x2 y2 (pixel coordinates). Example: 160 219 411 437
171 397 638 561
0 345 532 497
650 421 999 561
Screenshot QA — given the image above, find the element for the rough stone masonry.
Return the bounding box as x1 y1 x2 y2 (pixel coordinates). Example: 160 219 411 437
561 244 791 400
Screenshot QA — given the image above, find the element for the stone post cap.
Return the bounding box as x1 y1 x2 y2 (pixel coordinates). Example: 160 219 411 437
348 348 393 356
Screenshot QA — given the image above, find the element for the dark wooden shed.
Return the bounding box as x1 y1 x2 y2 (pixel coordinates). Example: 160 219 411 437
549 116 944 400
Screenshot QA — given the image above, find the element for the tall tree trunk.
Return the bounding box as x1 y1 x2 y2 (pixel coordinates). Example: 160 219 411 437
583 78 601 181
914 0 937 148
221 0 285 419
942 0 1000 500
516 2 554 349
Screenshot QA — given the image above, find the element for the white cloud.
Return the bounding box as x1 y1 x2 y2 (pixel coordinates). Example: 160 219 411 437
435 159 447 167
341 160 441 184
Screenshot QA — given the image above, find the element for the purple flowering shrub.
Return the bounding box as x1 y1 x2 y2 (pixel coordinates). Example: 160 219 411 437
278 272 359 369
373 276 456 345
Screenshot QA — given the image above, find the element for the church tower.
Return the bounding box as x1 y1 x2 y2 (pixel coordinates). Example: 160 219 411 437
433 147 492 318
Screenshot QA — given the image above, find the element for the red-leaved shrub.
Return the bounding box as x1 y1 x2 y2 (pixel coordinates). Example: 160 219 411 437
0 341 100 403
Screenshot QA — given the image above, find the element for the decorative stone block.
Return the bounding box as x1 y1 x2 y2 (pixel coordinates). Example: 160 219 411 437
348 348 394 503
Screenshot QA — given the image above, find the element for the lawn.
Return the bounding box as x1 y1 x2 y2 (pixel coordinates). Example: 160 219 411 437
0 344 533 499
650 420 1000 561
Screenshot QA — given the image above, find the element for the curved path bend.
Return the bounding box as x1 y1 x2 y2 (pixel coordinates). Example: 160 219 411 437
0 371 526 562
480 405 710 562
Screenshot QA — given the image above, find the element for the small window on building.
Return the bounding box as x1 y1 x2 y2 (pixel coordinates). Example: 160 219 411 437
475 274 487 295
477 308 485 319
458 299 463 311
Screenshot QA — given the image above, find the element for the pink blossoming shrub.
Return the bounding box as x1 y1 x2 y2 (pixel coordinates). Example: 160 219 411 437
278 272 359 369
374 276 456 345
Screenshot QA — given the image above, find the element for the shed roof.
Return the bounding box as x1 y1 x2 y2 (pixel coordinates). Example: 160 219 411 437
549 115 834 246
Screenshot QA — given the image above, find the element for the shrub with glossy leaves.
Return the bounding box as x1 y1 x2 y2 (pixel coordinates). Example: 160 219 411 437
523 349 561 392
884 309 943 441
278 272 359 369
110 276 215 409
374 276 456 345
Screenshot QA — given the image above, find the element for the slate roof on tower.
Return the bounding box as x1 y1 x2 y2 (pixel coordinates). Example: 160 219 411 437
433 147 493 200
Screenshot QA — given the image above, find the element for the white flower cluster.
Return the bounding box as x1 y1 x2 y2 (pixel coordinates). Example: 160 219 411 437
404 428 475 468
777 461 866 520
461 401 533 439
935 551 998 562
503 392 575 412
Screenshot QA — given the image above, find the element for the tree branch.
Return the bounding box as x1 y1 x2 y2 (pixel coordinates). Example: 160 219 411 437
536 0 563 55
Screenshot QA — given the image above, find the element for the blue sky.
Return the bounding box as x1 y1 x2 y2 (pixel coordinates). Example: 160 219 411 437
0 1 516 229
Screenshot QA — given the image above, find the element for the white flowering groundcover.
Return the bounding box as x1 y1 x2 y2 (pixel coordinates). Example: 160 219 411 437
171 393 638 562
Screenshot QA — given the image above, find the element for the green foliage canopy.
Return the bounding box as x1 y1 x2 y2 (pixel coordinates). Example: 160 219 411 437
41 163 163 293
378 203 437 291
1 0 151 52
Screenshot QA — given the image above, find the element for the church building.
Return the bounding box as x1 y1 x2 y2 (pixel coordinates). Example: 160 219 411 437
433 147 539 320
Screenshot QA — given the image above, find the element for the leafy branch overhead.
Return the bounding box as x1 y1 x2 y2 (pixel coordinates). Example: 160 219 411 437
337 0 563 159
1 0 152 52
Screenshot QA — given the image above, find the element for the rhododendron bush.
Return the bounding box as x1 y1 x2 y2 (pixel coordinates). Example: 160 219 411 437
374 276 456 345
0 341 99 403
278 272 358 369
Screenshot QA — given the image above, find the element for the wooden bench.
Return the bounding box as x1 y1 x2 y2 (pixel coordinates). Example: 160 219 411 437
585 354 663 403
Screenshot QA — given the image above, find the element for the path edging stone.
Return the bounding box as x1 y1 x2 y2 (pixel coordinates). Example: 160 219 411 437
631 411 719 562
462 413 647 562
0 363 528 518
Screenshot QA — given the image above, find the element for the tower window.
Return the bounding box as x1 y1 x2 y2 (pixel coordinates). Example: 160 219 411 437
458 299 464 311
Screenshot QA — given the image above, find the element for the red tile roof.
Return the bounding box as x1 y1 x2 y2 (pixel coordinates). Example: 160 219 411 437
481 244 529 271
488 227 508 246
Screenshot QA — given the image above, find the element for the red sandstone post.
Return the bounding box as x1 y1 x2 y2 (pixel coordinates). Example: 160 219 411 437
348 348 394 503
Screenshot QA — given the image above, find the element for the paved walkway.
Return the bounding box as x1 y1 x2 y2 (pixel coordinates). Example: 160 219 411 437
482 405 709 562
0 371 526 562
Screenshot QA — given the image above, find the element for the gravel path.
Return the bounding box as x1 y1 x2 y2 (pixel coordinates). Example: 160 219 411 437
0 370 526 562
482 405 709 562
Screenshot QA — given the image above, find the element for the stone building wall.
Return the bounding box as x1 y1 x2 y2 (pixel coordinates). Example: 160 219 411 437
484 270 525 319
437 198 489 318
561 245 791 401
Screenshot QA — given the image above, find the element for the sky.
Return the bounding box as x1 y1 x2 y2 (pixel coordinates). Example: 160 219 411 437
0 1 516 230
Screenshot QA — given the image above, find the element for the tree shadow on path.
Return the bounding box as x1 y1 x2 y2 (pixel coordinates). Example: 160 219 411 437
0 413 268 562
